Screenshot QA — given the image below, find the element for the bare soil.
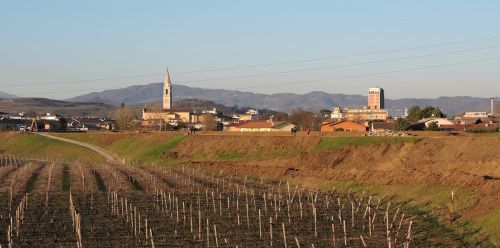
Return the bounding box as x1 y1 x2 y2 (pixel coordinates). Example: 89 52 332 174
176 136 500 219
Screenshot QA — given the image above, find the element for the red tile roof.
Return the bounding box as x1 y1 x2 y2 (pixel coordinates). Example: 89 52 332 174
238 121 285 128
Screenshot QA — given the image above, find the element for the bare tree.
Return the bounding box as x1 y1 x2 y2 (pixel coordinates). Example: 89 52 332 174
289 108 317 131
203 113 218 131
115 106 136 130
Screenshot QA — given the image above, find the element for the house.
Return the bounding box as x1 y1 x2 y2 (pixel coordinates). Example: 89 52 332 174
229 120 295 132
330 106 388 122
225 121 247 132
422 118 456 128
67 117 115 131
191 112 217 124
0 112 10 119
38 113 66 130
463 112 489 118
143 108 192 124
321 120 367 132
439 123 498 132
0 118 32 131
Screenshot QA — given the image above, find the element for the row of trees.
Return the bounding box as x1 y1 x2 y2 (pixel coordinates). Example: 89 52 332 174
256 108 325 131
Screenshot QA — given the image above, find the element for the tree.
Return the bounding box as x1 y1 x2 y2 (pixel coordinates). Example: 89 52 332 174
203 113 218 131
273 111 290 122
289 108 317 131
394 118 410 131
319 109 332 118
407 106 446 122
115 106 136 130
426 121 439 131
406 106 423 122
422 106 445 118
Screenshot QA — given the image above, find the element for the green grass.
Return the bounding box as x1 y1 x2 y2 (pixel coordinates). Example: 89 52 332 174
0 133 105 163
214 151 245 160
473 209 500 242
312 136 420 152
134 135 186 162
490 131 500 137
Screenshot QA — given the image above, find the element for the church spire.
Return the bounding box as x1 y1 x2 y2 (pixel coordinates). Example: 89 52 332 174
163 68 172 110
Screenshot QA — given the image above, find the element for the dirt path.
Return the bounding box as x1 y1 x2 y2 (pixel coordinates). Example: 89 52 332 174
36 133 123 165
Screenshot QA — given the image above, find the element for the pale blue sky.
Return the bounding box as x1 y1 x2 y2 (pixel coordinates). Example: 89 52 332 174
1 1 499 99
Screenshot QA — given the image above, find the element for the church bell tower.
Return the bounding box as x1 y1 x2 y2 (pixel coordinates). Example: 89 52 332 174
163 69 172 110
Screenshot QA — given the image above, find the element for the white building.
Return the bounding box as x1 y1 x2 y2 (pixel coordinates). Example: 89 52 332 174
463 112 489 118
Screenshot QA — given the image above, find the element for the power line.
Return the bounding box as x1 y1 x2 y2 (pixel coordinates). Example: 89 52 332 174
174 35 500 74
178 45 500 85
11 56 500 97
1 35 498 87
3 44 499 89
0 74 163 88
232 56 500 91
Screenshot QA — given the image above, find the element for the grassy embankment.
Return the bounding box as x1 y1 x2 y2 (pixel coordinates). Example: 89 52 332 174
0 132 104 163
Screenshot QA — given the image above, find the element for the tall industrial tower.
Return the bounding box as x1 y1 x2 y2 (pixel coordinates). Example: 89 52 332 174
368 87 385 110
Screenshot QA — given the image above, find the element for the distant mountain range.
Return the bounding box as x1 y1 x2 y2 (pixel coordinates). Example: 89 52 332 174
0 97 238 118
0 98 116 117
67 83 497 115
0 91 17 99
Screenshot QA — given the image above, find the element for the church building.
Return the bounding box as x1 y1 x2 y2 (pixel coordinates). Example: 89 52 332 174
142 70 192 125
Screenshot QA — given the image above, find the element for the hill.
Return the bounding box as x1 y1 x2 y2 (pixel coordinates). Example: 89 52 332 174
0 91 17 99
0 98 116 117
67 83 497 115
0 97 243 117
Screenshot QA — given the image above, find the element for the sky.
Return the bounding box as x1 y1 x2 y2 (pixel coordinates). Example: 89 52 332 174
1 0 500 100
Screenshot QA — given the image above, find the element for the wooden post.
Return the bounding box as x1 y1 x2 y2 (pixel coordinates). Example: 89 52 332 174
404 221 413 248
246 201 250 228
206 218 210 247
294 237 301 248
149 229 155 248
313 206 317 237
269 217 273 247
259 209 262 239
360 235 367 247
332 223 336 247
282 223 287 248
214 225 219 247
343 220 347 246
